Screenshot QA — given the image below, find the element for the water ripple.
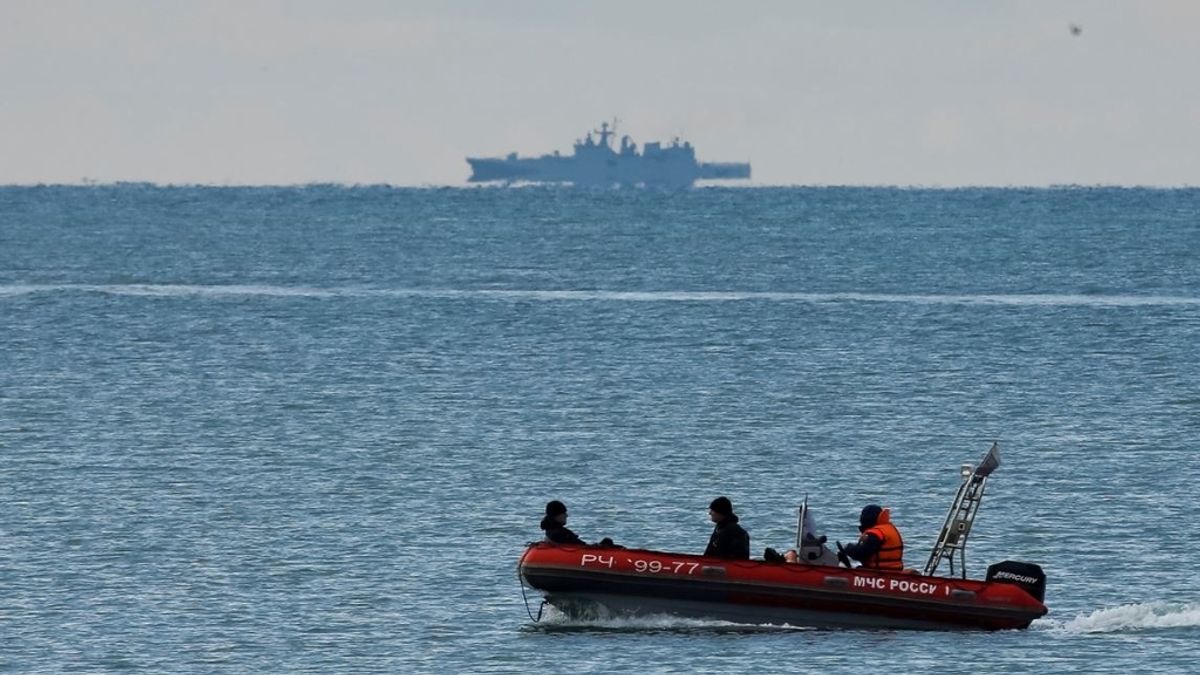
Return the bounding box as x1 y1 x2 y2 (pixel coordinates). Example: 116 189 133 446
3 283 1199 307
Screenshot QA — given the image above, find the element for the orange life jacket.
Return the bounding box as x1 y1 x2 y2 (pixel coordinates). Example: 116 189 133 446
861 509 904 571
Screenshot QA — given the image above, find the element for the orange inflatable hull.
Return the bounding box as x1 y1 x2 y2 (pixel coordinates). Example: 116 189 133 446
519 542 1047 630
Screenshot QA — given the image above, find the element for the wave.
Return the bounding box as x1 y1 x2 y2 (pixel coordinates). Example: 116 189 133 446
534 601 1200 634
0 284 340 298
528 606 811 633
1054 602 1200 633
3 284 1200 307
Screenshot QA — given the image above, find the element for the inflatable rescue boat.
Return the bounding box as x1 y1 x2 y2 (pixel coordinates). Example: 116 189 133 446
519 444 1048 630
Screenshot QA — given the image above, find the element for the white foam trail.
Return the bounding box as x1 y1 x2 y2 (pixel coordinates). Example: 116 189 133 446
2 284 1199 307
532 604 810 631
1055 602 1200 633
537 611 808 632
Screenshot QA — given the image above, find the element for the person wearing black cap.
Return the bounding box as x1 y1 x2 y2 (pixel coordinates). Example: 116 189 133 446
540 500 586 544
704 496 750 560
539 500 619 547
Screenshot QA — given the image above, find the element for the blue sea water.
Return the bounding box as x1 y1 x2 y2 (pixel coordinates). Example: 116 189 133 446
1 185 1199 673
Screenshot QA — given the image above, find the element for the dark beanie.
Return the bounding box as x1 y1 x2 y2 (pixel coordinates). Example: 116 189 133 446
709 496 733 517
860 504 882 529
545 500 567 517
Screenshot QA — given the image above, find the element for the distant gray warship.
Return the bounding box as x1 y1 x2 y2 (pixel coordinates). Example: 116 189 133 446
466 122 750 188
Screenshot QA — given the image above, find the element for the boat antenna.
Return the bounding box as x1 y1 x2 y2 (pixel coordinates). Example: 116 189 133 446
795 495 809 550
594 120 616 148
923 442 1001 578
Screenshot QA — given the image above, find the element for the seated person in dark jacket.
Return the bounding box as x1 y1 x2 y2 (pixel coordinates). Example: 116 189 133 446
540 500 618 547
704 496 750 560
540 500 586 544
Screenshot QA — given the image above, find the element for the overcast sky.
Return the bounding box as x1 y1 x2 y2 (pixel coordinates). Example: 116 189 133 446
2 1 1198 186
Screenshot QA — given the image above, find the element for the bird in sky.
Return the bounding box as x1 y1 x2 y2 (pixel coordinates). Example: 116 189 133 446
1069 24 1083 36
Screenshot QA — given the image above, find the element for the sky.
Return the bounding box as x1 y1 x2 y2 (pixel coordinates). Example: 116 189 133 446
2 1 1198 186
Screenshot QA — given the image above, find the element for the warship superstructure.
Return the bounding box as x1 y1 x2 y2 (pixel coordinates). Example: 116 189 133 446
466 122 750 188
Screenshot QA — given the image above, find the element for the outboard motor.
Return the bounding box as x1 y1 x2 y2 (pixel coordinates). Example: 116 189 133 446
986 561 1047 603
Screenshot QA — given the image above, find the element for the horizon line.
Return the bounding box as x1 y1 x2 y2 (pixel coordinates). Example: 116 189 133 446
3 181 1199 190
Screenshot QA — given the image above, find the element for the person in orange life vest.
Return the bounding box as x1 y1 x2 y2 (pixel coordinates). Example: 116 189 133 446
841 504 904 570
539 500 614 546
704 496 750 560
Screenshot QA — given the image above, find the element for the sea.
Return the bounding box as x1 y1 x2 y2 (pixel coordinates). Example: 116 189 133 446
1 184 1198 673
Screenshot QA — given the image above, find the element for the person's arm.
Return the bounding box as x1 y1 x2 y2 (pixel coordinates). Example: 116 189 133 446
735 527 750 560
548 526 585 545
843 532 882 562
712 527 749 560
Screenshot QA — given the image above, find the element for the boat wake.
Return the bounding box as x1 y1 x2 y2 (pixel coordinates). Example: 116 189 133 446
532 602 1200 635
527 606 812 634
1050 602 1200 633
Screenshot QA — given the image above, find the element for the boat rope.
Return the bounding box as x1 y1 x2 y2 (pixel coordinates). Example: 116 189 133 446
517 545 546 623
